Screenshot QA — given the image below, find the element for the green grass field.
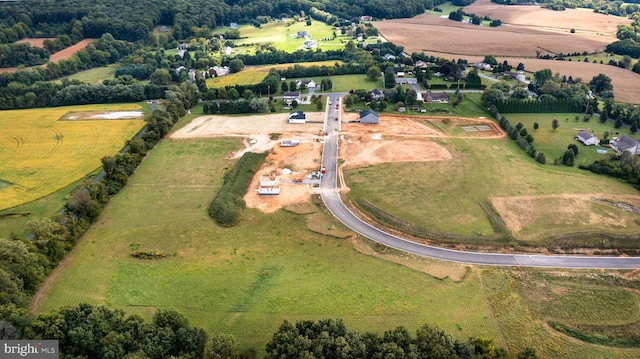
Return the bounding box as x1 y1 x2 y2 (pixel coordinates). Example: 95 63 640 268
235 20 344 52
29 112 640 358
480 269 640 358
33 120 500 353
502 113 620 165
345 116 640 240
56 65 117 84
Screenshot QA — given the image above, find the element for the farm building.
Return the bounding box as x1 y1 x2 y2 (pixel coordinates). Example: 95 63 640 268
288 110 306 124
424 91 449 103
296 31 309 38
610 135 640 154
576 131 599 146
359 109 379 124
229 22 239 28
258 174 280 195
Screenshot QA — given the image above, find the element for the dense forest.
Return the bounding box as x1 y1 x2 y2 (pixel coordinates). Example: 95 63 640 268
0 0 445 46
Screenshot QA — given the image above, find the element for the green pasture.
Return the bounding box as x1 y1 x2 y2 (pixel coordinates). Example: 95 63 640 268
303 74 381 93
501 113 620 165
425 1 461 15
29 111 640 358
481 269 640 358
56 65 116 84
0 177 89 239
34 120 499 353
344 120 640 240
235 20 344 52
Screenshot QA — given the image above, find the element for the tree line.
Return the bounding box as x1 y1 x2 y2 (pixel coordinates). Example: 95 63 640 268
5 305 541 359
0 0 448 47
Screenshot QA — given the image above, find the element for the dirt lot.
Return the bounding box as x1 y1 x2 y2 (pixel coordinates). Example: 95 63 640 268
173 113 502 213
16 38 56 48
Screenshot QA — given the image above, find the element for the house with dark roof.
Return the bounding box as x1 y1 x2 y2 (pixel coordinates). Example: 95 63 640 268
288 110 306 124
611 135 640 154
369 89 385 100
424 91 449 103
283 92 300 105
575 131 599 146
359 109 379 124
296 31 309 38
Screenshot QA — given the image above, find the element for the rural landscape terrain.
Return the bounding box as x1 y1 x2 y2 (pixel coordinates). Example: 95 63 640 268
2 0 640 358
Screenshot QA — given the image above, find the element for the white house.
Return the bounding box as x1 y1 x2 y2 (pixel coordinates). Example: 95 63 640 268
258 174 280 195
295 80 316 89
288 110 306 124
575 131 599 146
283 92 300 105
611 135 640 154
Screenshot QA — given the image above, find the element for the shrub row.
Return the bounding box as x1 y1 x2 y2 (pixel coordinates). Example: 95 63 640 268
130 250 168 259
497 115 546 164
208 152 268 226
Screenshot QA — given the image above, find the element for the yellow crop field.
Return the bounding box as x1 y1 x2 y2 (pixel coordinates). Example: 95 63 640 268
0 104 146 210
206 61 342 88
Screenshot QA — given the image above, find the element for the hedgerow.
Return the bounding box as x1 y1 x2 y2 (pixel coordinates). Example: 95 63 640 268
208 151 268 226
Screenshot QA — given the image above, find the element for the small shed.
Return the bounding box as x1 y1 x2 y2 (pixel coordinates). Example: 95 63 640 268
359 109 379 124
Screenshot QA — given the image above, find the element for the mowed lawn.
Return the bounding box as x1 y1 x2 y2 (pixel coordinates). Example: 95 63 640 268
32 123 500 354
345 117 640 240
0 104 145 210
235 20 343 52
56 65 117 84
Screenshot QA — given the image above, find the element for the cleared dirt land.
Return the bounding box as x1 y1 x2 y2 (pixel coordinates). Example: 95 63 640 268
374 13 619 58
374 1 640 104
173 113 502 213
0 38 95 74
464 0 630 36
16 38 56 48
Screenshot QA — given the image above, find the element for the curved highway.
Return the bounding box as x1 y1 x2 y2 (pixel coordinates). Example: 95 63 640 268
319 94 640 269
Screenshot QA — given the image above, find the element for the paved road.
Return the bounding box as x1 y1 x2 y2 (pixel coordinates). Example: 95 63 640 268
318 96 640 269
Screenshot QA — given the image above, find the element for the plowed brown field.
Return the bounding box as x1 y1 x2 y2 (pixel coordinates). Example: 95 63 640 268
374 0 640 104
0 38 95 74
